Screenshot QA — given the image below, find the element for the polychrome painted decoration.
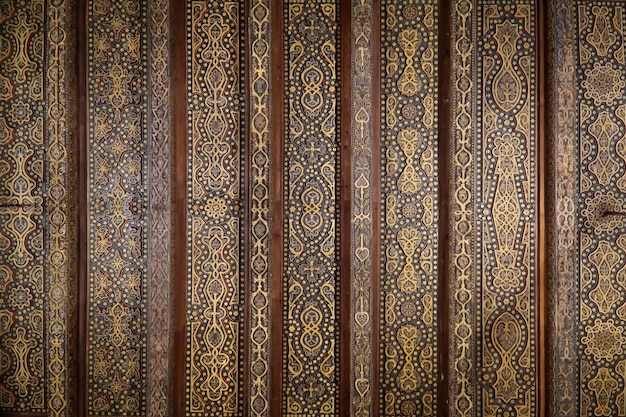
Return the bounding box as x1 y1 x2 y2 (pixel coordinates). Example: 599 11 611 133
379 1 440 415
576 3 626 416
283 1 342 415
450 1 539 416
87 0 149 413
186 1 245 415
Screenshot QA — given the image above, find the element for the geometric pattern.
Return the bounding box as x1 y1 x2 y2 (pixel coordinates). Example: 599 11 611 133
576 3 626 416
0 0 73 415
86 0 148 413
450 1 539 417
547 0 579 415
0 1 608 416
249 1 271 416
351 0 375 415
185 2 244 415
282 2 342 414
378 1 440 415
0 0 47 410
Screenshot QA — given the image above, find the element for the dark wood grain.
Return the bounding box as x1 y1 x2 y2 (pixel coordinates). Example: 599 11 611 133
340 0 352 415
76 0 87 415
437 0 452 415
269 0 285 415
171 0 187 415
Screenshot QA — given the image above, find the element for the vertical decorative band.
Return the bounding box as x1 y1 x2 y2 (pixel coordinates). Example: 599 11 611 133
379 1 440 415
46 0 73 415
351 0 374 416
547 0 578 415
576 3 626 416
477 1 538 414
450 1 539 415
0 0 47 410
185 2 244 415
249 0 272 416
282 1 341 415
86 0 148 413
147 0 171 414
450 0 476 415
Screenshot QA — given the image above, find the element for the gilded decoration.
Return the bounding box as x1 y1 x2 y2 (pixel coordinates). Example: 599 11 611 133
577 3 626 416
147 0 171 414
249 1 271 416
283 2 341 415
451 1 538 416
351 0 375 415
0 0 46 410
380 1 439 415
186 2 244 414
87 0 148 413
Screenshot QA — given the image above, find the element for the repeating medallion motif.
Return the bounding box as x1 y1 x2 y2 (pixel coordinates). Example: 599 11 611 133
576 3 626 416
380 1 439 415
283 2 341 415
186 2 244 415
87 0 148 413
0 0 46 410
0 0 72 414
450 1 538 416
249 1 271 416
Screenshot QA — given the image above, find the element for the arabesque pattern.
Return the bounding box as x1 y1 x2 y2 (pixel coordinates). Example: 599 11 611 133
249 1 271 417
476 2 537 415
379 1 440 415
0 0 47 410
87 0 148 413
186 2 244 415
450 1 539 416
576 3 626 416
283 2 341 415
351 0 375 415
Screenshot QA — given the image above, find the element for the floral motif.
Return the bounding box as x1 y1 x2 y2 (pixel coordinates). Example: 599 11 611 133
204 196 229 219
582 62 625 105
581 192 626 234
582 319 625 361
8 100 32 124
9 285 32 310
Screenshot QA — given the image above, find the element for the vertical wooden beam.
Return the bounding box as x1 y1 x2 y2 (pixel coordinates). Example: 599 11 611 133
340 0 353 415
76 0 88 414
438 0 452 415
171 0 187 415
535 0 548 416
371 1 381 415
269 0 284 415
243 0 252 415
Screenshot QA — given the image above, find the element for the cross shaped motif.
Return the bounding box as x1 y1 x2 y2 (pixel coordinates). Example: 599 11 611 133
303 381 320 398
303 258 320 279
304 140 320 159
304 18 320 35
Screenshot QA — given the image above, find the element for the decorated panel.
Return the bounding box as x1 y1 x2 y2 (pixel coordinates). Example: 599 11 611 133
87 0 149 413
547 0 579 415
283 1 342 415
248 1 271 417
379 1 440 415
350 0 375 416
576 3 626 416
185 2 244 415
0 0 47 410
450 1 539 416
0 0 73 414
